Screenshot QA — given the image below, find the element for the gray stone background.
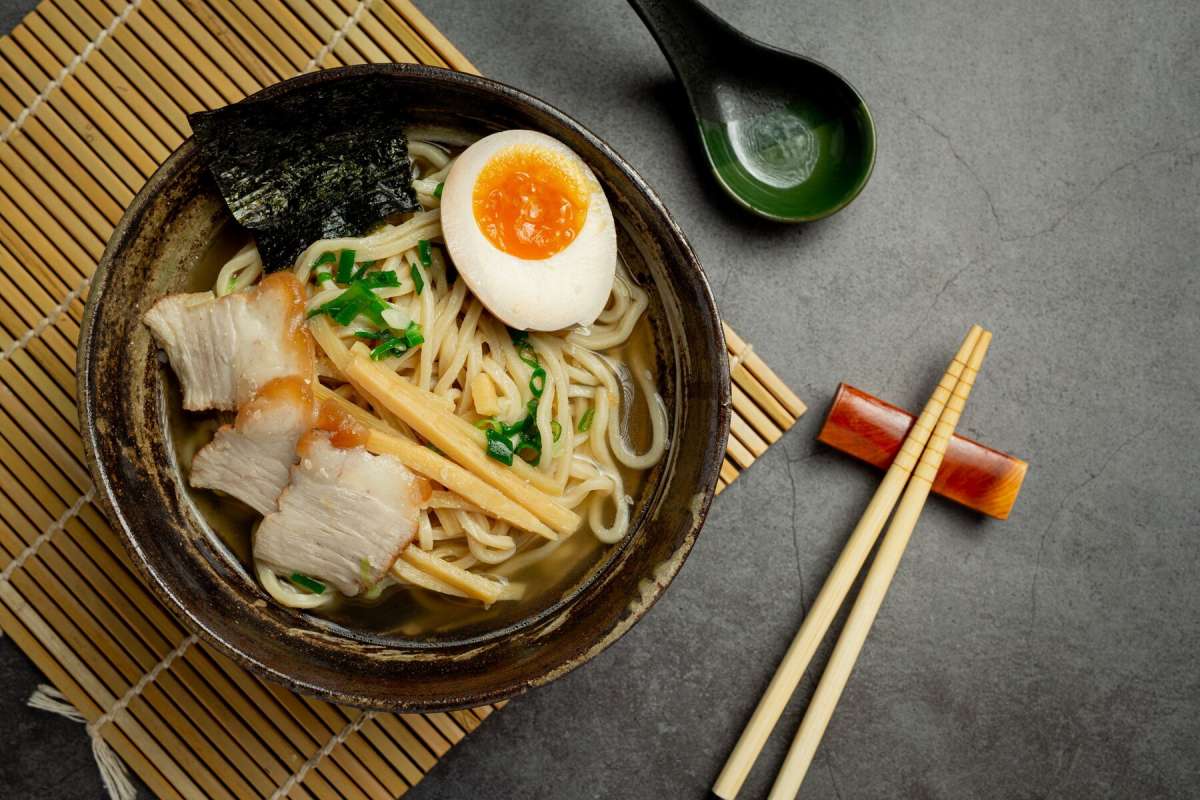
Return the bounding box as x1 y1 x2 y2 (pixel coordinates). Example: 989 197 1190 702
2 0 1198 797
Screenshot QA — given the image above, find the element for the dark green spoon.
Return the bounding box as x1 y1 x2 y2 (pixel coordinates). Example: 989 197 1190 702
627 0 876 222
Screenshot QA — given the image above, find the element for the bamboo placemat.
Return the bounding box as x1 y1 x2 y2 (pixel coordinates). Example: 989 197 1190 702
0 1 806 797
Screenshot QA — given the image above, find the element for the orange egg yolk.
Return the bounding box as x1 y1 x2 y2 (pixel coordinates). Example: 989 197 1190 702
472 147 589 260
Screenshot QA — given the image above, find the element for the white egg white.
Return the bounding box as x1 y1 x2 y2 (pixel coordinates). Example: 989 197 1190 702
440 130 617 332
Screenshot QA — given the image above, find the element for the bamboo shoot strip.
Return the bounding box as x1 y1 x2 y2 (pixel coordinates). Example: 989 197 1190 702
712 325 983 800
314 385 557 540
767 331 992 800
399 546 503 605
309 315 562 495
345 354 582 536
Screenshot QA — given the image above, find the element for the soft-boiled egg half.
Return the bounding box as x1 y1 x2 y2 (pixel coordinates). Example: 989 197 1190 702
440 130 616 331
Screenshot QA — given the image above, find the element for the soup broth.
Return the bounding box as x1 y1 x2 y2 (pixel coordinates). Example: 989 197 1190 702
169 207 667 640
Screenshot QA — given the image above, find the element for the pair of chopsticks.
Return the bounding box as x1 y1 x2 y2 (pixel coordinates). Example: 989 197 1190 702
714 325 992 800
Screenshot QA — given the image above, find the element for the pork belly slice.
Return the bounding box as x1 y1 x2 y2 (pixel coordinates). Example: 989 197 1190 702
254 432 430 596
190 376 315 516
143 272 315 411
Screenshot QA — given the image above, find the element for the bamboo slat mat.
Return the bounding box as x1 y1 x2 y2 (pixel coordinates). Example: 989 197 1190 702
0 1 806 797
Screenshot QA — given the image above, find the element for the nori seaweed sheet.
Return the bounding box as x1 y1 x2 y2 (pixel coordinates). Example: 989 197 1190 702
188 78 420 270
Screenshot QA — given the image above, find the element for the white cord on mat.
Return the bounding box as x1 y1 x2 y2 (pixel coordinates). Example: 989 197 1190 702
304 0 374 72
0 1 140 146
270 711 377 800
0 278 91 366
0 486 95 642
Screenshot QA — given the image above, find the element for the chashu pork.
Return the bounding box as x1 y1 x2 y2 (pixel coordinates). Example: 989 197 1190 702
143 272 314 411
190 376 315 516
254 431 430 596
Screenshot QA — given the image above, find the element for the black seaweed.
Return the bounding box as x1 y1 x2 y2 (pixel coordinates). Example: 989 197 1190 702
188 78 420 270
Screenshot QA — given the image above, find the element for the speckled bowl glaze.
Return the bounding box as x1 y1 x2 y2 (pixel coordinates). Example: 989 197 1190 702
79 64 730 712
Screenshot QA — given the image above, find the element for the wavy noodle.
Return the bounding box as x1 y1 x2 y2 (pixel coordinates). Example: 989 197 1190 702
216 138 668 611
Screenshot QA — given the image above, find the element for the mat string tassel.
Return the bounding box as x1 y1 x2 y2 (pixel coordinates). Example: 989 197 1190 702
28 685 134 800
26 633 199 800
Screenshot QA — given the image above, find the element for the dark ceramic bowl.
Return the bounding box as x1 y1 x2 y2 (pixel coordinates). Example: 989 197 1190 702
79 64 730 712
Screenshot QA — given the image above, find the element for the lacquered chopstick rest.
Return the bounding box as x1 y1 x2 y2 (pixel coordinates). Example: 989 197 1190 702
817 383 1027 519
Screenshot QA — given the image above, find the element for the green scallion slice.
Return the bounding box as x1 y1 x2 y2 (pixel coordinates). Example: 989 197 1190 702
313 252 336 268
433 182 444 198
314 271 333 283
309 282 388 327
336 249 357 283
577 407 595 432
485 428 514 465
290 573 325 594
410 262 424 294
418 239 432 266
529 366 546 398
404 321 424 347
517 341 539 369
361 270 400 288
551 420 562 442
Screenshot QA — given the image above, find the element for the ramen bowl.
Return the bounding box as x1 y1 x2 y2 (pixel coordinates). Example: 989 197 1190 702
79 64 730 712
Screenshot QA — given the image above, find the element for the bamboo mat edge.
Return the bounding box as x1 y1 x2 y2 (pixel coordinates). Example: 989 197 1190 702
0 1 806 797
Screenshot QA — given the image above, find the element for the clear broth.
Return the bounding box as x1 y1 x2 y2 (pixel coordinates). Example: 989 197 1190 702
169 225 665 641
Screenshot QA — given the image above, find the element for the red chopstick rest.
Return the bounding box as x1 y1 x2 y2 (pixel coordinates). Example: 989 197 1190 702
817 383 1027 519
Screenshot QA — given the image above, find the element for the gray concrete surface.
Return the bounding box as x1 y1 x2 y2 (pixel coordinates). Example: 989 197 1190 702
2 0 1199 798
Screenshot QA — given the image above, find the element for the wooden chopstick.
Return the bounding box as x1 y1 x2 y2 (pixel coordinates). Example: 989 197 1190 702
712 325 984 800
766 330 992 800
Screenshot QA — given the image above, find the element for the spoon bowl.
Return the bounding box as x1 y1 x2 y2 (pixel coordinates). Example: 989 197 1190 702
629 0 876 222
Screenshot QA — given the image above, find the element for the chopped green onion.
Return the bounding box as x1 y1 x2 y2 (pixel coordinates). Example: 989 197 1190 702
361 270 400 288
290 573 325 594
313 252 336 268
485 428 514 465
308 281 388 326
418 239 432 266
314 271 333 283
410 262 424 294
370 339 398 360
529 366 546 398
366 321 424 360
508 327 529 346
518 345 539 370
433 182 444 199
479 398 551 466
226 275 238 292
336 249 357 283
578 407 595 432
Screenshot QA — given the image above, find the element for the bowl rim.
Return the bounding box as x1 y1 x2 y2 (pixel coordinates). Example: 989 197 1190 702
79 63 731 710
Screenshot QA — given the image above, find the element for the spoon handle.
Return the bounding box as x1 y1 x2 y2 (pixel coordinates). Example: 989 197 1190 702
626 0 727 84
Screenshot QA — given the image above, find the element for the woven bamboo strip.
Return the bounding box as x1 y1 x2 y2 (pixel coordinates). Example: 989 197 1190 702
0 462 250 798
0 39 153 186
386 0 475 73
39 0 190 135
16 19 172 160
